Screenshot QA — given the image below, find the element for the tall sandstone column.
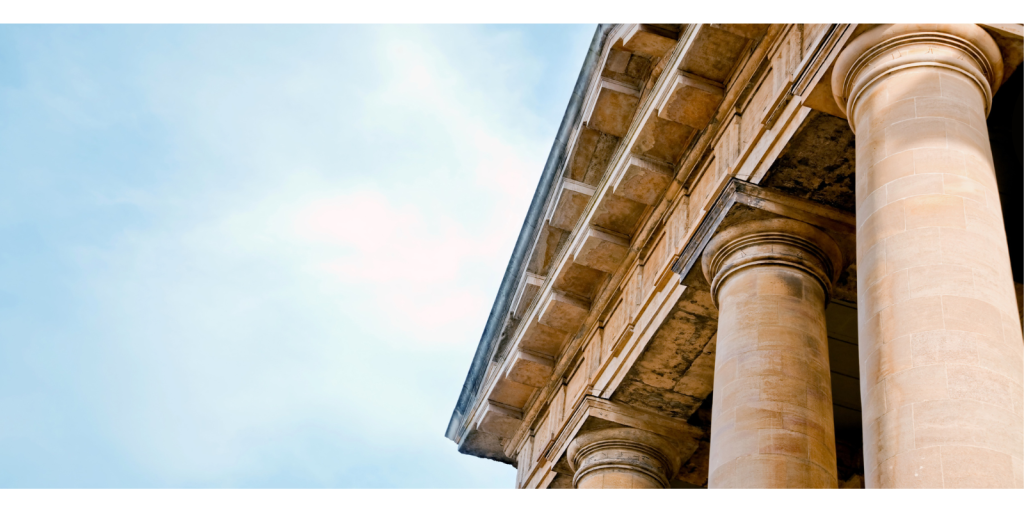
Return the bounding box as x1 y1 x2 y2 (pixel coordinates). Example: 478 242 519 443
833 24 1024 488
566 428 684 489
702 219 844 488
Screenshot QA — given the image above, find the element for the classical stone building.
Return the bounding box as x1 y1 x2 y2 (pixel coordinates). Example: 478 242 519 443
446 24 1024 489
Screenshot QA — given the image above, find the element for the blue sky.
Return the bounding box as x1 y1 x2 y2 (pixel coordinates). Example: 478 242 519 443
0 24 596 488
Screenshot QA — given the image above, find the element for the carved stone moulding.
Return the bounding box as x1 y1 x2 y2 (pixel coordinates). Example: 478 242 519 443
831 24 1004 132
567 427 684 489
701 217 844 307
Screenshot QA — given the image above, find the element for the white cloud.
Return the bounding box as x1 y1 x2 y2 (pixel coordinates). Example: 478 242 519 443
0 24 595 488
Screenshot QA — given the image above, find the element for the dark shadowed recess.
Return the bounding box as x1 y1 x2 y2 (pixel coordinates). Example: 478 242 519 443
989 65 1023 283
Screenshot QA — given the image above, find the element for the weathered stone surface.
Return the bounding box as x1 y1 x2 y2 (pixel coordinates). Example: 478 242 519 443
587 79 640 138
520 319 570 356
572 227 630 273
590 192 647 236
538 291 591 334
634 114 694 163
506 350 555 388
548 178 596 232
612 155 674 206
611 275 719 419
658 73 724 129
679 25 751 84
526 222 568 276
552 262 607 301
623 24 679 58
568 127 620 186
478 401 524 438
762 111 857 213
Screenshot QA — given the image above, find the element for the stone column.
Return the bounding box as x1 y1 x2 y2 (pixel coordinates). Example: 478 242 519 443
702 218 844 488
833 24 1024 488
566 427 683 489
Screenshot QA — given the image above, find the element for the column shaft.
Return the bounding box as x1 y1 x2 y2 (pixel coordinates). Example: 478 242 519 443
834 24 1024 488
703 219 843 488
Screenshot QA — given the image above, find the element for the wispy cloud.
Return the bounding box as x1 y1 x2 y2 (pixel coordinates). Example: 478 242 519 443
0 24 595 488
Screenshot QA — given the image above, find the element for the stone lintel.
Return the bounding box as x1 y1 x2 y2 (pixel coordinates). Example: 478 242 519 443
671 178 855 282
505 349 555 388
541 396 702 474
547 178 596 231
477 400 524 438
537 291 591 334
611 154 674 206
571 226 631 273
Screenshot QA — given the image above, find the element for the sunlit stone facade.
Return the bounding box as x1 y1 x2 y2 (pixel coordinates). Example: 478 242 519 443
447 24 1024 489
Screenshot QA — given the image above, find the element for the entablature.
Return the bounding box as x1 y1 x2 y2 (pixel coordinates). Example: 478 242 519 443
452 23 1024 477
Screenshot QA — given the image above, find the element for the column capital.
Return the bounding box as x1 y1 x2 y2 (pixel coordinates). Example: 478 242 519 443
831 24 1004 133
567 427 684 489
701 218 843 308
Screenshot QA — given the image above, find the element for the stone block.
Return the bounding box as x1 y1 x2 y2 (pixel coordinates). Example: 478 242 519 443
552 262 606 301
635 113 696 163
590 191 647 235
505 350 555 388
510 272 545 320
884 364 949 412
679 24 749 84
873 446 944 489
477 401 523 438
585 78 640 138
611 155 674 205
903 194 966 230
519 319 570 356
940 445 1015 488
657 72 724 129
488 378 536 411
547 178 596 231
622 24 678 58
537 291 590 335
885 118 947 155
571 227 630 273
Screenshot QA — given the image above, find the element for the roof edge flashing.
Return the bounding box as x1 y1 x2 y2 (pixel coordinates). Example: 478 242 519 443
446 24 615 442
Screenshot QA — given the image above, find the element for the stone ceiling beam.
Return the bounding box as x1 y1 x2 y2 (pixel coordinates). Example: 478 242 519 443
610 154 674 205
582 78 641 138
571 227 631 273
537 291 591 334
477 401 524 439
656 72 725 128
622 24 680 59
505 350 555 389
547 178 596 232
